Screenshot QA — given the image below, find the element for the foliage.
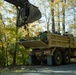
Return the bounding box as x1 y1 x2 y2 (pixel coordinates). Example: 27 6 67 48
0 0 30 66
0 0 76 67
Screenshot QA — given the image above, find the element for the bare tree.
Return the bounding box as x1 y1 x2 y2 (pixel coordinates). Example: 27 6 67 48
51 0 55 33
62 0 66 34
57 2 60 33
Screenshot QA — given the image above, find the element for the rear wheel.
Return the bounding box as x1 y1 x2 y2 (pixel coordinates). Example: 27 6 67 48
31 55 41 65
62 51 70 64
52 50 62 66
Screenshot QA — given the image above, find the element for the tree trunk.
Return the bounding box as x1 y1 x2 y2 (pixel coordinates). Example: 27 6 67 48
62 0 66 34
57 3 60 33
51 0 55 33
0 14 6 67
13 7 19 65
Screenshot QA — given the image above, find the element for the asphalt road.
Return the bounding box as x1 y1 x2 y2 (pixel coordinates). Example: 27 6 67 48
0 63 76 75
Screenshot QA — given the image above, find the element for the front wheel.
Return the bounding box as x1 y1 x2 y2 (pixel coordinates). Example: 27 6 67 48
52 50 62 66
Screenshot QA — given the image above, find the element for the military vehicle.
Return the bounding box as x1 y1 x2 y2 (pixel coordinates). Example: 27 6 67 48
19 31 76 66
5 0 76 66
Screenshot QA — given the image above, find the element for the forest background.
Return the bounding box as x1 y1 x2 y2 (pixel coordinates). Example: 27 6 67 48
0 0 76 67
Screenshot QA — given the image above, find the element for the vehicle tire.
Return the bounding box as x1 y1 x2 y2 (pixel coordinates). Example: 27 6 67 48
52 50 62 66
62 51 70 64
31 55 41 65
31 55 37 65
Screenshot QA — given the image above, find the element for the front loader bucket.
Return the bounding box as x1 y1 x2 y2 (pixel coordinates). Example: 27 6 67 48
18 40 48 48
